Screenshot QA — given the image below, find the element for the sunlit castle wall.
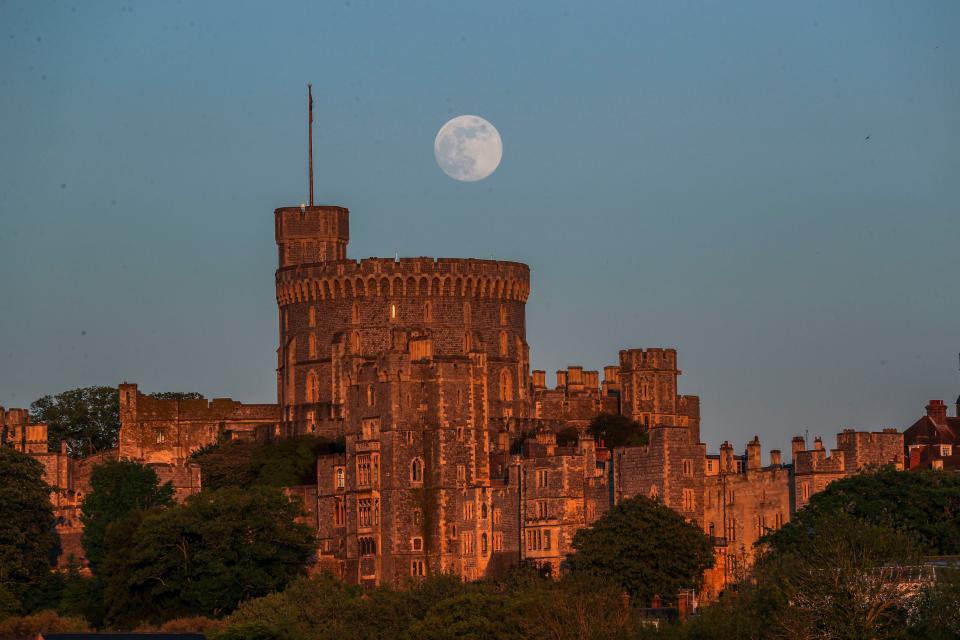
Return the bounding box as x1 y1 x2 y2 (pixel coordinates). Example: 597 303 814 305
275 205 532 437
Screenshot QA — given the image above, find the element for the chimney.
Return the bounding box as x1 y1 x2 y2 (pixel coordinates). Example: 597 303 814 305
555 370 568 389
927 400 948 427
769 449 782 466
719 441 734 473
532 370 546 389
814 437 824 451
791 436 806 463
746 436 762 470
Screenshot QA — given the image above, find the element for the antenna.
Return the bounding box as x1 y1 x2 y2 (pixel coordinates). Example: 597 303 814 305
308 83 314 207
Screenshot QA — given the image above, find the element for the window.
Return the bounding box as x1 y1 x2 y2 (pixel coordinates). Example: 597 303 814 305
457 464 466 483
366 384 375 407
727 489 735 505
481 533 488 555
389 303 398 321
708 522 715 538
682 488 695 512
449 523 458 539
500 369 513 402
802 482 810 501
359 537 376 555
406 430 415 445
463 501 475 521
362 418 380 440
333 497 345 526
351 331 361 353
357 455 371 487
726 517 737 542
493 532 503 552
499 303 507 326
411 559 426 576
499 331 508 356
586 500 596 521
463 301 471 324
335 467 345 490
308 333 317 358
525 528 552 551
424 301 433 323
536 499 549 519
544 530 552 550
941 445 953 457
481 503 488 519
309 305 316 327
306 371 320 403
352 302 360 324
649 485 659 500
412 537 423 551
411 458 424 484
359 498 372 527
413 509 422 526
154 428 165 444
493 508 502 526
463 331 473 353
536 469 548 488
706 459 715 473
462 532 475 554
456 426 464 441
683 459 693 477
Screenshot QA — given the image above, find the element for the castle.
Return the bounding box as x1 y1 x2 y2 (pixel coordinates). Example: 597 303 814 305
9 193 956 601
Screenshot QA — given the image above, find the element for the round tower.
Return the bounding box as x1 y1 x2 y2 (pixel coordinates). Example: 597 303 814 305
275 205 531 436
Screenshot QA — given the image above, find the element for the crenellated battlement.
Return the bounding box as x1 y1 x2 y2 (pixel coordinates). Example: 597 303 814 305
276 257 530 306
619 348 678 371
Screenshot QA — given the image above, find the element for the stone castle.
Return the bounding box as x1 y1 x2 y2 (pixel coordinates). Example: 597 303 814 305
8 193 958 601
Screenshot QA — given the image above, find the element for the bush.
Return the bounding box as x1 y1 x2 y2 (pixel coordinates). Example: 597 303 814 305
0 610 89 640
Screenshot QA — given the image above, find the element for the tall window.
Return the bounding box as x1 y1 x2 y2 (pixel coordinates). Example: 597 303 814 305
536 469 548 488
352 302 360 324
536 499 549 519
154 428 165 444
499 303 507 326
357 455 371 487
499 331 508 356
351 331 361 353
493 532 502 552
463 501 475 521
306 371 320 403
463 301 471 324
333 497 345 526
500 369 513 402
308 333 317 358
389 303 398 321
424 300 433 323
410 559 426 576
411 458 424 484
481 533 488 556
359 537 376 555
457 464 466 483
683 488 695 512
335 467 345 489
309 305 316 327
683 459 693 476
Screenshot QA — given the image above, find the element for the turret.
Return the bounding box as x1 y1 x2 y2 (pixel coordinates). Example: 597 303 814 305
275 205 349 268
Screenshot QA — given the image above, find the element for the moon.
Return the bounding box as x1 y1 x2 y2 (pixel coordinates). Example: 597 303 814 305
434 115 503 182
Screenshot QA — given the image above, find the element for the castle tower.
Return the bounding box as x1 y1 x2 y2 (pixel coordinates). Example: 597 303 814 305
618 348 700 441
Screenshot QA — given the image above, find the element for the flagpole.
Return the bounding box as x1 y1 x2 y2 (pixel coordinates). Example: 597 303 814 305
308 83 314 206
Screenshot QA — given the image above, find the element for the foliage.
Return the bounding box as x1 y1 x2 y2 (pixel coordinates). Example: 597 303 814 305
192 435 344 491
147 391 205 401
587 413 649 448
0 447 58 613
908 568 960 640
30 386 119 457
0 610 90 640
80 459 175 572
568 495 713 604
555 426 581 447
762 467 960 555
101 486 315 627
215 569 642 640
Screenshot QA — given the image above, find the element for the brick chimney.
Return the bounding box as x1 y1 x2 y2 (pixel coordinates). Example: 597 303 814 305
769 449 782 466
926 400 948 427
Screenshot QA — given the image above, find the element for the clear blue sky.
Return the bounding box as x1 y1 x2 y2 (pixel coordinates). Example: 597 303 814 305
1 0 958 456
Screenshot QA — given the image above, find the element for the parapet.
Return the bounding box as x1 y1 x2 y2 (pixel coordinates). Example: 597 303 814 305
618 348 678 371
276 257 530 305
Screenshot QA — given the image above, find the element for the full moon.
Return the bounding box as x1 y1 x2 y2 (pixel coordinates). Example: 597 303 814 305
434 115 503 182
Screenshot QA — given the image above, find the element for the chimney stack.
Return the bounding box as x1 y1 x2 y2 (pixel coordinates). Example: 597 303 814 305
926 400 948 427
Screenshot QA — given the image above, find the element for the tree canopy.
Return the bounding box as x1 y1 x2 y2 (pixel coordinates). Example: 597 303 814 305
0 448 58 617
191 435 344 491
101 486 315 627
31 386 120 457
761 467 960 556
568 495 713 604
587 413 649 448
80 459 175 573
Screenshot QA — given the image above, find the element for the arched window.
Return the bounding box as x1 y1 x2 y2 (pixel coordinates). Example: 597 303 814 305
481 503 488 519
463 331 473 353
306 371 320 403
335 467 345 489
351 331 361 353
424 300 433 323
309 305 316 327
499 304 507 326
500 369 513 402
463 301 471 324
499 331 508 356
411 458 423 484
649 485 659 501
389 302 398 321
481 533 488 555
366 384 375 407
352 302 360 324
308 333 317 358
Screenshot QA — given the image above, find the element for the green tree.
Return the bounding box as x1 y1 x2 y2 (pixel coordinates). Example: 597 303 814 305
30 386 119 457
555 426 581 447
587 413 648 448
80 459 175 572
762 467 960 555
192 435 343 491
568 495 713 604
0 448 58 615
148 391 205 401
102 486 315 626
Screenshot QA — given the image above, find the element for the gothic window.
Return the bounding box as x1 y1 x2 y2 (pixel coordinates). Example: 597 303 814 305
359 537 376 555
481 533 488 556
411 458 424 484
389 302 398 321
499 331 508 356
357 455 371 486
463 331 472 353
373 497 380 525
333 497 345 526
306 371 320 403
499 303 507 326
308 334 317 358
424 301 433 323
335 467 345 490
154 428 165 444
481 503 487 519
309 305 316 327
536 469 548 488
351 331 361 353
463 301 471 324
500 369 513 402
366 384 375 407
457 464 466 484
493 532 502 552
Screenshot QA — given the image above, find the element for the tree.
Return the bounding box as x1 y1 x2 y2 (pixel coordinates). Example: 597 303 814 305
568 495 713 604
192 435 343 491
148 392 204 401
101 487 315 626
753 513 920 640
0 448 58 614
30 386 119 457
80 459 175 572
555 426 581 447
587 413 648 449
762 467 960 556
